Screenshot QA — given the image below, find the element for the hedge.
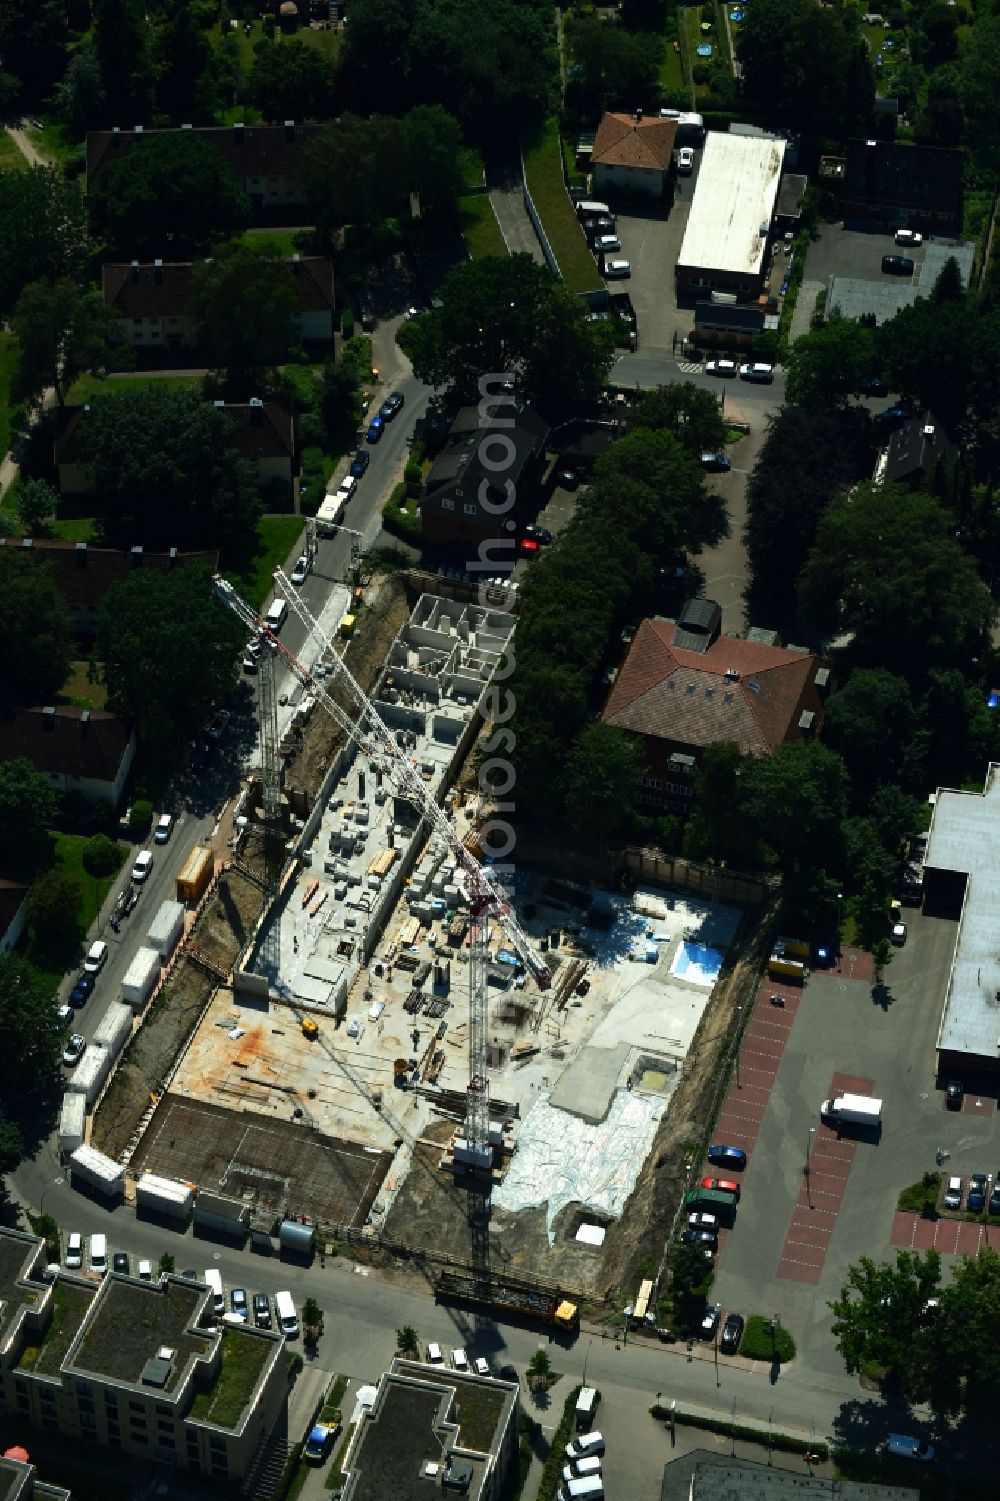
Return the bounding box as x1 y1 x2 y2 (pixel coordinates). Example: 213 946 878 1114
383 481 422 541
741 1316 796 1363
898 1173 941 1214
650 1405 827 1460
537 1386 581 1501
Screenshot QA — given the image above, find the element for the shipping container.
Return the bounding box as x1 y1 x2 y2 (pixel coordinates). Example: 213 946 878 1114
69 1143 125 1198
194 1191 251 1238
91 1000 133 1061
136 1172 194 1220
176 845 214 904
122 946 161 1010
58 1091 87 1155
147 899 185 958
67 1043 111 1106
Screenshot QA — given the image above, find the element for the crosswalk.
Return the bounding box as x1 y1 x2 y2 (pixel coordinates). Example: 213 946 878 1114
676 359 703 375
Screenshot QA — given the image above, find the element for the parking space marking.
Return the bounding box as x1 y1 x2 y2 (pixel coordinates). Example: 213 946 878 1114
890 1209 998 1256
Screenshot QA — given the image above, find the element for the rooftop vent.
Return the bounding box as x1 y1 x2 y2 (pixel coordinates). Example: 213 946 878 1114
724 667 740 681
747 679 760 694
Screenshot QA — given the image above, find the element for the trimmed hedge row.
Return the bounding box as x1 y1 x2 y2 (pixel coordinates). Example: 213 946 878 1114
537 1385 582 1501
383 481 422 541
649 1405 827 1461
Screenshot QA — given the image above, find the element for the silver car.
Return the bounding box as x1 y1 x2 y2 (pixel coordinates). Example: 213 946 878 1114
604 259 631 280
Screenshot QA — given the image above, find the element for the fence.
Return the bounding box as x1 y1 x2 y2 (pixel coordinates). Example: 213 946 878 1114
625 847 777 905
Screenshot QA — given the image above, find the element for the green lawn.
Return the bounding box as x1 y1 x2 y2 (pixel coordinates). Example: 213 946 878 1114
459 194 507 260
25 116 80 169
522 119 603 295
189 1329 273 1428
0 331 21 459
682 5 713 98
65 373 204 403
53 833 126 934
224 514 305 608
49 517 100 542
211 18 342 95
60 659 109 711
658 29 687 93
240 228 309 257
0 130 28 171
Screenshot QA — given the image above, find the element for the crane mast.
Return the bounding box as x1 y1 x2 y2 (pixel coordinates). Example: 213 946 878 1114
213 573 549 1161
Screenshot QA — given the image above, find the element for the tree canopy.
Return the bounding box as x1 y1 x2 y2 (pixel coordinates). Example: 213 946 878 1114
737 0 874 139
192 243 297 395
0 167 88 320
0 758 59 875
0 551 73 709
563 723 645 842
785 319 879 408
89 133 250 257
79 387 260 556
0 954 62 1115
12 279 111 407
249 37 335 123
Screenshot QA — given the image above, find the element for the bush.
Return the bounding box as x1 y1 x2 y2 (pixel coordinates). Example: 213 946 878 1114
341 309 355 338
383 481 422 541
649 1405 824 1458
404 458 423 495
740 1316 796 1363
537 1387 581 1501
296 411 324 449
82 833 121 878
898 1172 941 1215
128 800 153 836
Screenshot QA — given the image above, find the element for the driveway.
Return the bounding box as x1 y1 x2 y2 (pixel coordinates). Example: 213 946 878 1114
801 222 929 287
612 194 691 353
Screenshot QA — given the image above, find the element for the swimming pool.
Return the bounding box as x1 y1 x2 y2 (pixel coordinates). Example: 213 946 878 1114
670 940 724 987
696 42 713 56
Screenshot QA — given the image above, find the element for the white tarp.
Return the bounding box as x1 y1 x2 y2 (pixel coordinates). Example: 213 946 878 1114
494 1089 665 1242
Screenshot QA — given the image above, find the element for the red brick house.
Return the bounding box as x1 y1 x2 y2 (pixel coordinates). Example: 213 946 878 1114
601 601 831 807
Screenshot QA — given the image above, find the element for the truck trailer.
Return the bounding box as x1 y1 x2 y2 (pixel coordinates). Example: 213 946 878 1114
435 1268 579 1329
176 845 214 904
821 1093 882 1128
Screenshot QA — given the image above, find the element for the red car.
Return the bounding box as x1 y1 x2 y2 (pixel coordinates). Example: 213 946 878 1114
517 537 540 557
701 1177 740 1200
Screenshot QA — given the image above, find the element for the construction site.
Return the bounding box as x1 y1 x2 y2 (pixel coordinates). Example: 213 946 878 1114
95 571 759 1306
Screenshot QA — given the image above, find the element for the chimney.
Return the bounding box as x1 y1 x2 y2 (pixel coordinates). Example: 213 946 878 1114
168 547 178 566
80 709 91 738
154 259 163 285
292 253 301 275
75 542 88 568
21 537 32 550
233 122 245 143
134 124 143 137
112 126 121 145
284 120 296 143
130 545 143 568
922 424 936 442
635 108 642 124
213 399 224 409
42 706 56 731
130 259 140 283
181 122 193 131
249 397 263 426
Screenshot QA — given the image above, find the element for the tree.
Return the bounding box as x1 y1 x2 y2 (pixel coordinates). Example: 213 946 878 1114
0 0 68 105
14 477 59 534
192 244 297 395
249 38 335 122
785 318 879 407
402 104 464 217
396 1324 419 1357
631 384 727 456
871 935 893 985
738 0 873 140
12 280 111 407
320 359 365 451
83 834 122 878
0 551 73 708
798 483 995 682
739 740 848 878
300 114 409 233
563 722 643 841
154 0 218 122
0 954 62 1097
959 17 1000 174
686 741 756 864
822 669 914 801
0 758 58 874
97 566 247 753
93 0 155 121
158 1251 176 1275
564 14 661 116
527 1348 552 1382
0 1113 23 1175
669 1240 714 1334
79 387 260 555
399 255 615 422
830 1249 943 1399
26 869 83 956
0 167 88 319
89 133 251 257
48 41 107 136
876 290 976 430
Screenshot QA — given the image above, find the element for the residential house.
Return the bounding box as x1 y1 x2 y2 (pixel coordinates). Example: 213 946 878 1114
0 1230 286 1486
676 132 787 303
420 402 549 549
592 109 677 198
0 706 135 805
103 255 335 350
840 139 963 235
601 601 830 808
340 1358 520 1501
86 121 322 216
875 411 957 488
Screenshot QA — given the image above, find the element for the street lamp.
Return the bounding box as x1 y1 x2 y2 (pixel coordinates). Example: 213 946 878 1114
805 1127 816 1209
37 1178 63 1219
582 1338 593 1385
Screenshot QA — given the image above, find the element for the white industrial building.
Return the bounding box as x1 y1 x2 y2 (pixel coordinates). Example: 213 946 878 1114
676 130 787 303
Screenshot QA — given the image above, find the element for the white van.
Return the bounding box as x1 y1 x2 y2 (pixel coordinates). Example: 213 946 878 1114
89 1233 108 1276
562 1456 603 1480
576 200 612 220
564 1433 604 1461
275 1290 299 1338
84 939 108 974
265 598 288 633
204 1268 225 1316
557 1478 604 1501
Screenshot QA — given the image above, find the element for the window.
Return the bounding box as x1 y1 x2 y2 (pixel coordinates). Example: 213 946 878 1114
75 1379 93 1395
16 1393 29 1411
463 503 476 515
14 1379 26 1394
105 1390 118 1408
640 776 663 791
441 498 455 511
209 1434 226 1452
156 1404 171 1417
128 1401 145 1415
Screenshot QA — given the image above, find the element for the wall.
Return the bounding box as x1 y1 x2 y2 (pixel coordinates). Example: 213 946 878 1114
594 162 664 197
520 149 561 280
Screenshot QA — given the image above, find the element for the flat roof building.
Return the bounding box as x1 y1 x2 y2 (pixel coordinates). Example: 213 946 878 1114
662 1453 918 1501
927 765 1000 1077
676 131 786 304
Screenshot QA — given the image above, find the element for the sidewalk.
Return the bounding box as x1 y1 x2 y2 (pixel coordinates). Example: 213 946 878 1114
298 1375 360 1501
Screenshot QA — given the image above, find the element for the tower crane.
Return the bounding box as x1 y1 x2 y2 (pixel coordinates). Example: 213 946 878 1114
212 572 550 1169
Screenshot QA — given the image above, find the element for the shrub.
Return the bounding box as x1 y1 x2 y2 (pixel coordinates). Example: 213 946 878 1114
383 481 422 541
82 833 121 878
898 1172 941 1215
740 1316 796 1363
296 411 324 449
404 458 423 495
649 1405 823 1457
537 1387 581 1501
341 309 355 338
128 800 153 836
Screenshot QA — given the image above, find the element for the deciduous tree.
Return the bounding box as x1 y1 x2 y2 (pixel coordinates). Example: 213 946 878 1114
785 318 879 407
631 384 727 456
822 669 914 801
27 869 83 957
0 167 88 319
563 722 644 841
0 552 73 709
830 1250 943 1399
192 243 297 395
89 133 250 257
249 38 335 122
14 477 59 534
12 279 111 407
0 758 58 874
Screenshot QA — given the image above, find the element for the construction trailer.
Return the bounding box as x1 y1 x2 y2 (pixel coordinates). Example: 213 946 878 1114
69 1143 125 1199
193 1191 251 1239
121 946 161 1010
176 845 214 904
136 1172 194 1222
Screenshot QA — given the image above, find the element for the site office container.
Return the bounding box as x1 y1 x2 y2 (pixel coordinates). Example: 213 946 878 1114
69 1143 125 1198
176 845 214 904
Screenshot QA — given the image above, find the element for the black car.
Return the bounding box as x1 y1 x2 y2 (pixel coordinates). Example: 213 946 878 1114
681 1228 717 1249
989 1188 1000 1218
523 524 553 545
882 254 915 276
720 1312 745 1354
349 449 371 479
69 972 95 1006
252 1292 272 1329
380 392 405 421
112 1252 130 1275
946 1080 964 1110
875 404 916 428
968 1173 989 1211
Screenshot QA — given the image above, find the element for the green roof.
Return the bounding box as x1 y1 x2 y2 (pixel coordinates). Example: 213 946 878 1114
188 1327 275 1429
70 1279 208 1394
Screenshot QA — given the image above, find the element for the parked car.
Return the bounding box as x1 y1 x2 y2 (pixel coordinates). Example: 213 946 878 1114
131 849 153 883
700 452 731 472
349 450 371 479
55 1002 73 1030
474 1357 491 1377
882 254 915 276
523 524 553 544
681 1228 717 1249
890 921 907 946
304 1424 337 1465
720 1312 745 1354
688 1211 720 1231
943 1176 963 1209
700 1303 721 1338
427 1342 444 1365
290 554 310 586
594 234 621 254
83 940 108 974
946 1080 963 1110
366 416 384 444
518 537 540 557
65 1232 83 1269
738 361 774 383
677 146 695 174
230 1288 248 1321
62 1032 86 1067
701 1176 740 1199
253 1293 272 1329
153 813 173 844
70 972 95 1007
886 1434 934 1463
968 1173 990 1211
860 374 889 396
875 404 916 427
379 391 405 421
113 1252 130 1275
451 1348 468 1370
707 1145 747 1171
706 358 738 377
138 1260 153 1280
603 259 631 279
989 1187 1000 1217
582 215 616 238
894 228 923 247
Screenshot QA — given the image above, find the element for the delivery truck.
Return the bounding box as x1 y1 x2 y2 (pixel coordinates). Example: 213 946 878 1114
683 1187 737 1218
821 1093 882 1129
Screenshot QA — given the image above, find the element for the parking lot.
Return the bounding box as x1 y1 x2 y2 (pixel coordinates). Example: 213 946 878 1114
708 903 993 1383
801 223 930 287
